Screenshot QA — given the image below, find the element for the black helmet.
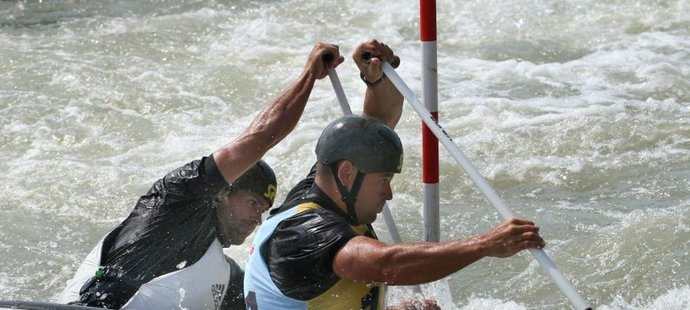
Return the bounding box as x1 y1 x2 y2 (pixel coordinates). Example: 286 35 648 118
216 160 277 207
315 115 403 225
316 115 403 174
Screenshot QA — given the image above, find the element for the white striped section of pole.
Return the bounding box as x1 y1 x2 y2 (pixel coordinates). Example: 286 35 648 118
381 62 592 310
420 0 440 243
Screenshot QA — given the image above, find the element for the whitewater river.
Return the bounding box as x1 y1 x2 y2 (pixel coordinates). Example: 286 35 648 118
1 0 688 309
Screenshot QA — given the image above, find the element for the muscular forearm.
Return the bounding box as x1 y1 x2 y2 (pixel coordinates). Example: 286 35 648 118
240 70 316 153
373 238 487 285
335 218 545 285
362 78 403 129
334 236 488 286
213 70 317 184
213 42 341 185
353 39 403 129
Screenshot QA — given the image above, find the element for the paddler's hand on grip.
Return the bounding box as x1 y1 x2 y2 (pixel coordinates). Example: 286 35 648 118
479 217 546 258
353 39 400 83
306 42 343 80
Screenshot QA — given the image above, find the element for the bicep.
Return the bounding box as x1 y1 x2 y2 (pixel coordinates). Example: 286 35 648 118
332 236 391 283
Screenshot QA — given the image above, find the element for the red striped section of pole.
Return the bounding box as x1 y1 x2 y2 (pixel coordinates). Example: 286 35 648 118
421 0 440 242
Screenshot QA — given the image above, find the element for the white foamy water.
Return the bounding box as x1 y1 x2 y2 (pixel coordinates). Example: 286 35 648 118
1 0 689 309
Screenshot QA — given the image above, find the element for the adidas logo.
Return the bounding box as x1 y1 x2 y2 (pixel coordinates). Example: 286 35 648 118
211 283 225 310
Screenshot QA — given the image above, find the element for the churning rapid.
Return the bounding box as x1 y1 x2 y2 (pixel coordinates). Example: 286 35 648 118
1 0 688 309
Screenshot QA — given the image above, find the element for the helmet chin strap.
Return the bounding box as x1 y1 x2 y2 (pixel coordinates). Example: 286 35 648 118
330 164 365 225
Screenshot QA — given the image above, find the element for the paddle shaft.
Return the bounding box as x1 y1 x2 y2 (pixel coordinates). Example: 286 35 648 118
381 62 591 310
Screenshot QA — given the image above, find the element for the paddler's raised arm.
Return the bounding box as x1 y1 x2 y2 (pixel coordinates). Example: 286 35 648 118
353 39 404 130
213 43 344 184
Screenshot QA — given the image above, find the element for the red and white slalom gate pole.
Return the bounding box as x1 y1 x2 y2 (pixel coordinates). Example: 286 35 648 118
421 0 440 242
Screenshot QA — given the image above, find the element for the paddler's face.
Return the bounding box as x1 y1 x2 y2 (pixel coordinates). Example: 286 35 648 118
354 171 394 224
216 190 270 247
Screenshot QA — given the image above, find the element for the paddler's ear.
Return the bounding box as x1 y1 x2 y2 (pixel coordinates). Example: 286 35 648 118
336 160 356 190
